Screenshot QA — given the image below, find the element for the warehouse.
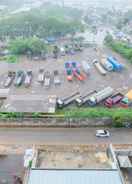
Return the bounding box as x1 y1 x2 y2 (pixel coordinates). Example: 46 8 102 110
27 169 123 184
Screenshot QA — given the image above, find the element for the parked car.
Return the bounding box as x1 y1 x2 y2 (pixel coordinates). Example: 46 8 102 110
4 71 15 88
24 70 33 87
96 130 110 137
104 93 124 108
14 70 25 87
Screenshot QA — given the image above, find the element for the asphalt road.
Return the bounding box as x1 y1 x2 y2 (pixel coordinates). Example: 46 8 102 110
0 128 131 145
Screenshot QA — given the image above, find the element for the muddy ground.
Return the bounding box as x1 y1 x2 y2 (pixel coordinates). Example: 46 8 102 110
0 46 132 111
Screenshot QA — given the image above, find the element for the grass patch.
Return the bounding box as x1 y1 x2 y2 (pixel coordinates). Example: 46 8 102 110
60 107 132 120
105 36 132 63
3 55 19 63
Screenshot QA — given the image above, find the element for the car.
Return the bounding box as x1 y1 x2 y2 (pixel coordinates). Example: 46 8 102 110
96 130 110 137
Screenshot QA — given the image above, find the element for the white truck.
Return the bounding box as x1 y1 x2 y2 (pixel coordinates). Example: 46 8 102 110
93 59 107 75
44 71 51 88
53 70 61 85
81 60 90 75
38 68 44 83
88 87 114 106
57 92 80 108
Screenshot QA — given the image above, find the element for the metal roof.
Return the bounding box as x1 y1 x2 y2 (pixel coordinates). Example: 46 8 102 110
118 155 132 168
28 169 123 184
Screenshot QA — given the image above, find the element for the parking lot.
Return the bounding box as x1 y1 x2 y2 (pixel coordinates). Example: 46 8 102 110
0 45 132 111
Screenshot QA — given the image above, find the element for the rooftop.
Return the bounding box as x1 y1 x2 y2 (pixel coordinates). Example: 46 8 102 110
28 169 123 184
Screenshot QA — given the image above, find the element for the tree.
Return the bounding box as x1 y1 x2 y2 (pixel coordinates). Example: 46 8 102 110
9 37 48 55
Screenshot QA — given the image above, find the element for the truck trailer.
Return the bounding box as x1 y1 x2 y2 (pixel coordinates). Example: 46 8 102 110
75 91 97 106
88 87 114 106
57 92 80 108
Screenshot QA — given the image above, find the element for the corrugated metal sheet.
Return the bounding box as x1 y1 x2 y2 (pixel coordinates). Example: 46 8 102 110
28 169 123 184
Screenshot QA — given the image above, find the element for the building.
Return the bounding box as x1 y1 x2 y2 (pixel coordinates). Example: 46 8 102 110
24 144 125 184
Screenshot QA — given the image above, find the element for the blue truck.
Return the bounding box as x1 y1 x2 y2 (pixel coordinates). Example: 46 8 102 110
107 56 124 71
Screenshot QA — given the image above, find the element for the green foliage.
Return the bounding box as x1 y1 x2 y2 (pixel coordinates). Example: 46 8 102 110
62 107 132 120
5 55 19 63
0 112 24 119
0 7 83 39
105 36 132 63
112 116 124 128
9 37 48 55
28 160 32 168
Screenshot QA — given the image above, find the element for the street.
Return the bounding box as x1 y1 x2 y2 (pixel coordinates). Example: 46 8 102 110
0 128 131 145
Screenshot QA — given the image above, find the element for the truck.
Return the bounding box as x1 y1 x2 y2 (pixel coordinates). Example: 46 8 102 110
120 90 132 108
53 70 61 85
75 90 97 106
44 71 51 88
88 87 114 106
100 56 113 71
38 68 44 83
14 70 25 87
57 92 80 108
65 62 73 81
4 71 15 88
93 59 107 75
81 60 90 75
107 56 124 71
24 71 33 87
72 62 86 81
104 93 124 108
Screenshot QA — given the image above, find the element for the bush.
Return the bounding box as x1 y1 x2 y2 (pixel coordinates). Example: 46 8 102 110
112 116 124 127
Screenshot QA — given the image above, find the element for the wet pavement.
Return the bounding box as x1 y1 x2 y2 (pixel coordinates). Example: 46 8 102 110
0 45 132 111
0 154 24 184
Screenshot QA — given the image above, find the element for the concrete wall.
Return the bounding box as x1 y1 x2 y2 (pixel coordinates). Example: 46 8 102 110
0 117 112 127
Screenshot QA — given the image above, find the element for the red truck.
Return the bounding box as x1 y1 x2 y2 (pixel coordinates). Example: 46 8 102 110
104 93 124 108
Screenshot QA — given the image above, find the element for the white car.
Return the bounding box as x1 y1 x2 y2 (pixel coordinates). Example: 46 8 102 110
96 130 110 138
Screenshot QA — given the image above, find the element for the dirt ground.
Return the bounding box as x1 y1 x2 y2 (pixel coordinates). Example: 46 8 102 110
36 145 112 169
0 46 132 111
